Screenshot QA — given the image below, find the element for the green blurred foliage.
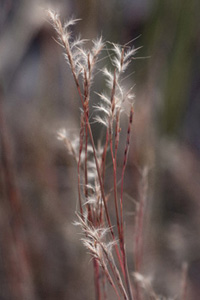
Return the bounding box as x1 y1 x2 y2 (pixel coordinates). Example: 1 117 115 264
141 0 200 136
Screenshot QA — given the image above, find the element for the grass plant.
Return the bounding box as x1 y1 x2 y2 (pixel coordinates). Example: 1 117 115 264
48 10 163 300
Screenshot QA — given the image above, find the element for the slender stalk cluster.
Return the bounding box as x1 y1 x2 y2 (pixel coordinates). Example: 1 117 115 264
48 10 139 300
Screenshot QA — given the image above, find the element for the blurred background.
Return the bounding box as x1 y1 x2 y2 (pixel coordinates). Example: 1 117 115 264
0 0 200 299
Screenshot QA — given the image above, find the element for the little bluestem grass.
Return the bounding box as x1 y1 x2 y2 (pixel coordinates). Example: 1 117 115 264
48 9 154 300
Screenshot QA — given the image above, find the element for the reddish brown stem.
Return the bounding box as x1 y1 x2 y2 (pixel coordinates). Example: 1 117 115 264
78 115 85 215
101 129 109 185
119 107 134 300
93 258 101 300
120 106 134 234
109 122 121 243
